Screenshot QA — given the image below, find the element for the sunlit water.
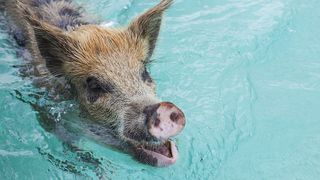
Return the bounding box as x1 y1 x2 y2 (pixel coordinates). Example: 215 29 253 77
1 0 320 179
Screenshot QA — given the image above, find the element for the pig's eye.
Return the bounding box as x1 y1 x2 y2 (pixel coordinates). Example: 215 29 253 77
142 68 152 83
86 76 114 102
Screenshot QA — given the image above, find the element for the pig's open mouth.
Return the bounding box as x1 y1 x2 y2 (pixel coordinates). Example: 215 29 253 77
134 140 178 167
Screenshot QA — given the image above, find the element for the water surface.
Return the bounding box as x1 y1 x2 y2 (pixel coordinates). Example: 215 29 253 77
1 0 320 179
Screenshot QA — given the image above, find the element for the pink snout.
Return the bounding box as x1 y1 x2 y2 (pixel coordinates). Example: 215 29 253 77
143 102 186 141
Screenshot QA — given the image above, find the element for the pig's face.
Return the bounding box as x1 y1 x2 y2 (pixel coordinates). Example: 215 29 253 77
24 0 186 166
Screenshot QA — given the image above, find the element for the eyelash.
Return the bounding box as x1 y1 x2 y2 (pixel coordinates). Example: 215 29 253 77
86 76 114 103
87 77 114 93
142 68 152 83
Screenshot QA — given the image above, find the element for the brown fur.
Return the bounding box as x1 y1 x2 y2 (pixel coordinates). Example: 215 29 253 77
4 0 177 166
5 0 173 144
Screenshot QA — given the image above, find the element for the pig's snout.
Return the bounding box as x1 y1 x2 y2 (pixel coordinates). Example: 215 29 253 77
143 102 186 141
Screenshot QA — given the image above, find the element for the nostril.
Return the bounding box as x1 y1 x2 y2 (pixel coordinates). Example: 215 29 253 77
170 112 179 122
154 118 161 127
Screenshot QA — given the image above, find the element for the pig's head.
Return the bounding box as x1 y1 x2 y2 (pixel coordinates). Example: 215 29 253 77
23 0 186 166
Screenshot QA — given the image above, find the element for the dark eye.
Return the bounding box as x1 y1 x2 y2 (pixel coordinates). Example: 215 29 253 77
86 76 114 102
142 68 152 83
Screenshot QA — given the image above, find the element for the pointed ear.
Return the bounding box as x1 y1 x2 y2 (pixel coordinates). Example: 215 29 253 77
128 0 173 59
32 22 75 77
18 2 74 77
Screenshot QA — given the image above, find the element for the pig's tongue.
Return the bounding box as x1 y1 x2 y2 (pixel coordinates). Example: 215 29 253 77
140 140 178 167
149 141 172 157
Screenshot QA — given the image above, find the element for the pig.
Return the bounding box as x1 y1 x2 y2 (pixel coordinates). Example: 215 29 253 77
3 0 186 167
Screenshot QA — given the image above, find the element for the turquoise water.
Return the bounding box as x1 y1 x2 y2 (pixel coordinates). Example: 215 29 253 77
1 0 320 179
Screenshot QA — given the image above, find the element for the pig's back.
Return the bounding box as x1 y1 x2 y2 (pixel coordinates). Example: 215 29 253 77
1 0 80 99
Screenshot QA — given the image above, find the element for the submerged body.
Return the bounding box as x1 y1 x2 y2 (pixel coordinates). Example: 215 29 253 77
3 0 186 166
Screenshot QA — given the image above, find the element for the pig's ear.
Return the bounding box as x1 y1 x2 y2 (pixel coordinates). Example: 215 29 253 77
128 0 173 59
18 3 74 77
31 22 74 77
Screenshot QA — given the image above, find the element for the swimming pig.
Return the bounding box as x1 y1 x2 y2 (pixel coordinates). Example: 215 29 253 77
3 0 186 167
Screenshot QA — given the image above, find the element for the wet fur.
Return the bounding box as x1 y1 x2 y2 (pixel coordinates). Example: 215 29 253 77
3 0 174 161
